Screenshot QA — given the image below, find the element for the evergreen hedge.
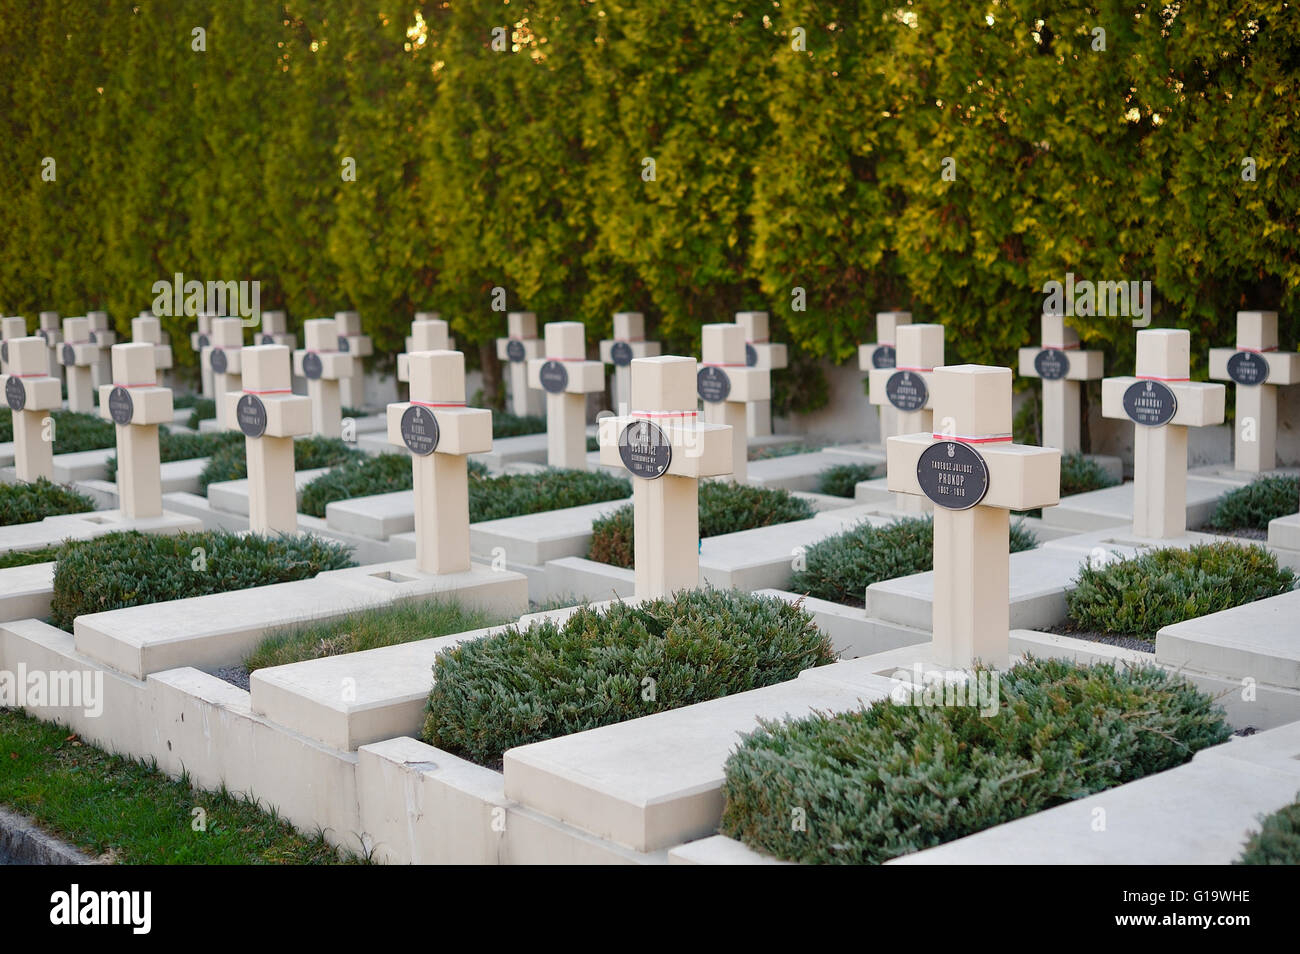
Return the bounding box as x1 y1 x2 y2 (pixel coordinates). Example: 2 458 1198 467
105 430 242 482
422 589 835 767
721 658 1231 864
0 409 117 454
198 435 359 491
2 3 1292 396
588 481 815 568
49 530 354 630
0 478 96 526
1205 475 1300 531
790 516 1038 607
1066 542 1297 640
816 463 878 498
1237 799 1300 865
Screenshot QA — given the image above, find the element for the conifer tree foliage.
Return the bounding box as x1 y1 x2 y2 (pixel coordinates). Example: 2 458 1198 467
0 2 1293 390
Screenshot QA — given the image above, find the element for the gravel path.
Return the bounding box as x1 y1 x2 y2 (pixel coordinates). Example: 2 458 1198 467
214 666 251 691
1041 626 1155 654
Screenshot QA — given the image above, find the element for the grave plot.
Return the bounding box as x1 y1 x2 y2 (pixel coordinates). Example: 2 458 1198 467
734 311 787 438
1045 328 1228 533
527 320 604 471
858 310 911 448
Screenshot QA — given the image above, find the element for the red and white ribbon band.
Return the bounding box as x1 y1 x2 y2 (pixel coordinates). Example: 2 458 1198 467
411 400 466 409
1137 375 1189 382
544 356 590 362
12 372 46 378
243 388 292 395
631 410 697 419
1044 343 1080 350
613 337 645 343
875 342 894 348
932 433 1012 444
306 349 338 354
896 366 933 373
747 338 770 344
113 381 157 388
702 362 745 368
1238 346 1278 354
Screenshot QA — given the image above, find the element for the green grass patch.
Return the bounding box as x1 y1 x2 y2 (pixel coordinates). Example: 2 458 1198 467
198 435 360 491
183 396 216 429
245 598 498 671
789 516 1038 608
816 462 878 497
49 530 354 630
0 478 96 526
106 430 243 482
588 481 814 568
0 545 62 569
1066 542 1297 641
0 708 363 863
423 589 836 768
749 442 824 461
491 409 547 438
1237 799 1300 865
171 392 203 409
1206 475 1299 531
720 657 1231 865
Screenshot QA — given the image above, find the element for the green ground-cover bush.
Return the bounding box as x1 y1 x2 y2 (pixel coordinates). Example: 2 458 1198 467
721 658 1231 865
105 430 242 482
817 463 878 498
1060 453 1120 496
790 516 1038 607
1066 543 1296 641
588 481 815 568
0 545 61 569
0 478 96 526
198 435 359 491
49 530 354 630
1237 799 1300 865
423 589 836 767
184 397 216 430
0 409 117 454
491 410 547 439
246 598 497 671
1206 475 1300 531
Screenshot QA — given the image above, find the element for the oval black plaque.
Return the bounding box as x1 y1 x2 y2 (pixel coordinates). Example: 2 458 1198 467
1227 351 1269 387
1034 348 1070 381
539 360 569 394
37 329 49 344
211 348 228 374
5 376 25 411
697 366 732 403
236 393 267 438
745 343 759 368
197 333 210 349
62 344 77 366
1122 379 1178 427
871 344 896 370
917 441 991 511
885 370 928 411
88 331 98 345
610 341 634 367
107 386 134 425
260 333 276 346
618 420 672 479
302 352 323 380
400 404 440 456
506 339 526 363
338 335 350 353
2 341 8 364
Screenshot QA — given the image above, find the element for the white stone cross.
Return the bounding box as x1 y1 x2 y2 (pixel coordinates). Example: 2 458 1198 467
208 317 245 430
38 311 62 379
60 316 98 413
86 311 117 391
334 311 372 410
98 342 170 519
699 323 768 484
398 315 453 384
0 316 27 376
527 321 604 470
599 312 661 414
869 323 945 511
1102 329 1226 538
735 311 787 437
293 318 349 438
190 312 215 398
1209 311 1300 473
1017 313 1104 453
495 311 544 418
859 311 912 444
887 365 1061 668
1 336 61 481
226 344 312 534
132 314 173 387
257 310 296 349
387 350 492 575
598 355 734 599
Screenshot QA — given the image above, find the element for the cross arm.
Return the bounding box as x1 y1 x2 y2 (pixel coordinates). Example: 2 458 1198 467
867 367 933 408
597 414 733 478
103 385 173 426
599 340 661 363
1016 347 1104 381
1209 348 1300 386
1101 377 1225 428
387 403 493 456
293 349 353 379
225 391 311 438
527 357 605 393
887 435 1061 511
496 337 541 361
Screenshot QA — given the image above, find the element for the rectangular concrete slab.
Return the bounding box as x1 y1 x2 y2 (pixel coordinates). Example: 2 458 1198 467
669 834 790 865
0 561 56 623
250 624 508 751
503 675 888 853
0 509 201 555
75 560 528 679
207 466 330 516
754 589 931 660
471 499 631 566
746 450 882 493
866 546 1087 632
52 447 116 483
1156 589 1300 690
325 489 416 540
1042 477 1229 532
543 555 636 603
